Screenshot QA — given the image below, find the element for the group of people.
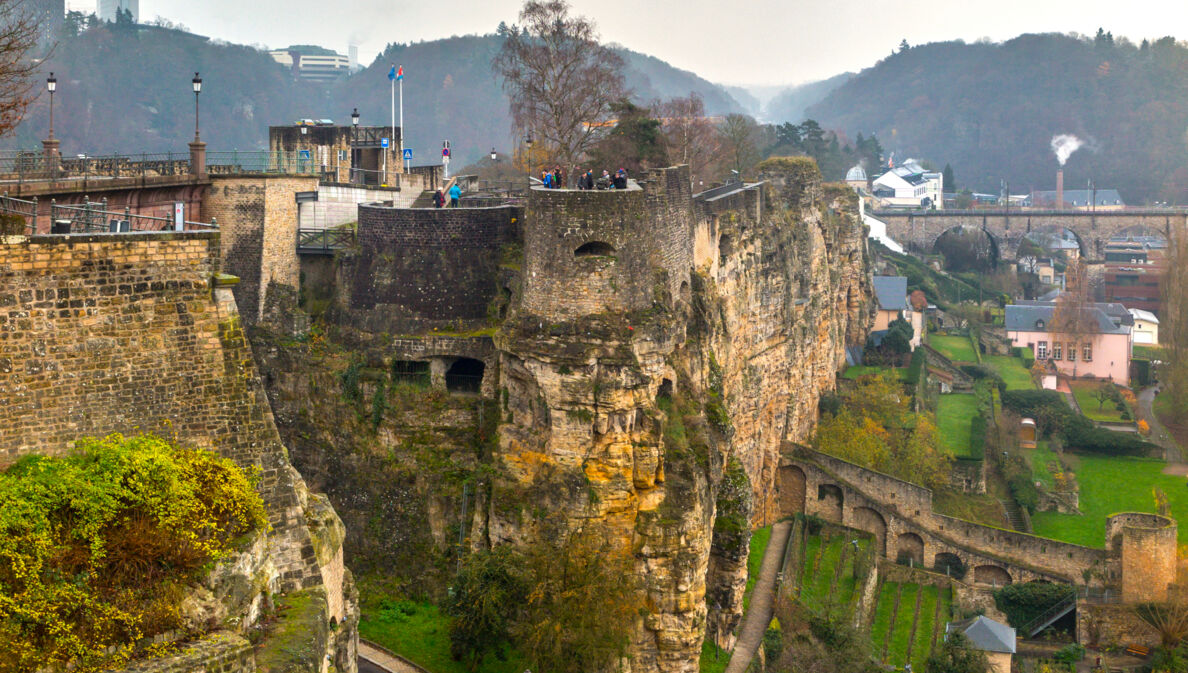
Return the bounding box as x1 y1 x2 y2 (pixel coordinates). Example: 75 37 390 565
431 182 463 208
540 166 631 190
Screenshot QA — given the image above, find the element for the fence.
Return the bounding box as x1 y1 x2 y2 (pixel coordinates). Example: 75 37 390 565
296 227 355 254
46 199 215 234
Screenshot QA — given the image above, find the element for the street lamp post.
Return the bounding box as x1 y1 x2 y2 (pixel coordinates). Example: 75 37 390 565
189 72 206 177
524 131 534 184
350 108 360 183
42 72 59 169
490 147 498 162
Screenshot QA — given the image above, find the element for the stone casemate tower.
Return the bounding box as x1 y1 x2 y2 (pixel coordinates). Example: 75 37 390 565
520 167 693 321
1107 513 1178 603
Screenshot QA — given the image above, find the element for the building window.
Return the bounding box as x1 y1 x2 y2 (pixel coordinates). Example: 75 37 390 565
1067 344 1076 362
1037 341 1048 359
1083 343 1093 362
338 149 348 161
1053 342 1062 360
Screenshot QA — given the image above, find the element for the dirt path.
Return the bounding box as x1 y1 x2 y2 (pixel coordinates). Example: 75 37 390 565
724 520 793 673
358 640 427 673
1138 385 1181 463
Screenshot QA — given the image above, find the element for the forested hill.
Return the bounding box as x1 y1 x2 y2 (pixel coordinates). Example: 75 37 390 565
6 24 743 165
806 32 1188 204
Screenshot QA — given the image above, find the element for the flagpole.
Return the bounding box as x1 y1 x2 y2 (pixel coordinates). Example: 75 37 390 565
399 75 405 173
390 65 396 181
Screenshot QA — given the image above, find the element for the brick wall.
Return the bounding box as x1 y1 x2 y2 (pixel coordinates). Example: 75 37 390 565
334 204 521 333
1110 513 1177 602
0 230 323 590
204 174 318 325
520 166 693 321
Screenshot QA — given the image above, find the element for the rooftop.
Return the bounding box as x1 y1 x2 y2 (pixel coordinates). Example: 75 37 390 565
873 276 909 312
946 616 1016 654
1005 303 1130 335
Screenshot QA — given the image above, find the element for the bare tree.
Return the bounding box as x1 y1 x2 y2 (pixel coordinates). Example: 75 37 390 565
1162 226 1188 415
0 1 44 138
1051 259 1096 377
656 93 718 189
716 113 761 178
493 0 625 185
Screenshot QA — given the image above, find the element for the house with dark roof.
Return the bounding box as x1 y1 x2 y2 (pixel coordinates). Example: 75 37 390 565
872 276 923 349
1029 188 1126 210
1005 302 1132 385
946 616 1016 673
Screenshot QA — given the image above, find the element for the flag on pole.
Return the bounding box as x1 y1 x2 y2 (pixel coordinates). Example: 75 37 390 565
388 65 403 81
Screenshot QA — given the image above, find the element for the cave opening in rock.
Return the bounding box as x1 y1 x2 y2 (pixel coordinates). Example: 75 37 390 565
445 358 485 393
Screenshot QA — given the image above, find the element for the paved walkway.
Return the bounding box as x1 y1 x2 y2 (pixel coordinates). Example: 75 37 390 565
358 640 426 673
1138 385 1181 463
724 520 793 673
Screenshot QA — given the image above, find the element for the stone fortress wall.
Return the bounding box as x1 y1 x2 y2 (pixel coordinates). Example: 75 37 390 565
333 202 521 335
781 447 1178 603
0 229 357 672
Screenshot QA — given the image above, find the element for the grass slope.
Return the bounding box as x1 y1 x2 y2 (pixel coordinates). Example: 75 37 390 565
1070 381 1130 423
843 366 908 380
937 394 979 457
931 336 977 363
985 355 1034 391
360 600 526 673
1031 454 1188 547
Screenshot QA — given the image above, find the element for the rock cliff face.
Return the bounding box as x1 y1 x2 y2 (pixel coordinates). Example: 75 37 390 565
253 161 870 673
489 162 871 671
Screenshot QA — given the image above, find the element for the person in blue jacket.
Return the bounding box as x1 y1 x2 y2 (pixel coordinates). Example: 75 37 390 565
448 182 462 207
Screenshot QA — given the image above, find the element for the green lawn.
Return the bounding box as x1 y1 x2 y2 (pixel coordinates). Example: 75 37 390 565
909 586 941 669
843 366 907 381
1031 454 1188 547
886 584 919 667
743 525 773 611
699 639 730 673
870 583 899 660
1026 441 1059 488
985 355 1034 391
360 600 527 673
1134 345 1166 361
1070 381 1130 423
930 335 978 363
937 394 979 457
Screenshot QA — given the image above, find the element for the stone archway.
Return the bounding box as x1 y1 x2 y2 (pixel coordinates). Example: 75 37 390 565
817 484 843 521
779 465 806 516
974 565 1013 587
896 532 925 566
852 506 887 557
934 552 966 580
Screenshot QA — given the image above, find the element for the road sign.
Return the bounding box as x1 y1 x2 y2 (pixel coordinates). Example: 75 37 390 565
403 149 413 160
442 148 450 157
299 149 310 159
381 137 389 148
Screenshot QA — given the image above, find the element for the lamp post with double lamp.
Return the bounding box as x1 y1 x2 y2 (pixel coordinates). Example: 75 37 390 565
189 72 206 176
523 131 534 185
42 72 59 171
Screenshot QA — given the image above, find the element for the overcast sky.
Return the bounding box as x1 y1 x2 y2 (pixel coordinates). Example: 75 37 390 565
67 0 1188 87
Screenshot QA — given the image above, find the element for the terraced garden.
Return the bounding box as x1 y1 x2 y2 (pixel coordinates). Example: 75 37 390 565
936 394 979 457
869 581 953 671
795 531 870 619
930 335 978 363
985 355 1034 391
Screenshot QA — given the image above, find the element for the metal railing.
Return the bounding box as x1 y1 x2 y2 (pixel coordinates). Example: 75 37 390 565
296 227 356 253
0 151 193 183
0 193 39 234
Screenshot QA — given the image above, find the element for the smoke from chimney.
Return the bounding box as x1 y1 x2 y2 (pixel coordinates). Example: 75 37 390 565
1051 134 1083 166
1056 169 1064 209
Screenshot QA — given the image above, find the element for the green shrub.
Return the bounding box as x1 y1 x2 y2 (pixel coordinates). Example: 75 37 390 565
968 415 987 460
0 434 268 671
1053 643 1085 664
1132 359 1152 387
1007 473 1039 514
993 582 1075 628
905 348 927 385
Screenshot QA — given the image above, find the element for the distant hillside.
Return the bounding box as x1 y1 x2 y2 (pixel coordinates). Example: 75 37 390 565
763 73 854 124
6 26 742 166
806 33 1188 204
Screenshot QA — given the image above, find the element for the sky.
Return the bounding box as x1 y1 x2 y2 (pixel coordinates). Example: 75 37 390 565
67 0 1188 87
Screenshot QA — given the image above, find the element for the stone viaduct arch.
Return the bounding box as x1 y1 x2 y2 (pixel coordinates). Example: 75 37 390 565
875 210 1187 262
778 449 1109 587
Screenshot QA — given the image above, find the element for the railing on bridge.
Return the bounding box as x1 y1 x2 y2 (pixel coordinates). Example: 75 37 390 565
296 227 356 254
207 151 326 177
0 150 334 184
0 193 216 235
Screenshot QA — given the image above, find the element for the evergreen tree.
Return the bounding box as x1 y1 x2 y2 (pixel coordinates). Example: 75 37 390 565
943 163 956 193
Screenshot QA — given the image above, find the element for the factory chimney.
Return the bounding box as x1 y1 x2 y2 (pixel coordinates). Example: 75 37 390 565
1056 169 1064 209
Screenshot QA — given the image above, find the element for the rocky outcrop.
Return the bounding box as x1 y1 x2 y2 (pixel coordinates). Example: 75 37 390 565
489 163 871 672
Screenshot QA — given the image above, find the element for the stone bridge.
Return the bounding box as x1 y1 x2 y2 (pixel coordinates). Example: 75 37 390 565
778 447 1115 588
873 209 1188 261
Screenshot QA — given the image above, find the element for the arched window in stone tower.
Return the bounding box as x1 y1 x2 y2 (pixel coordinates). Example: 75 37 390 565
574 241 616 258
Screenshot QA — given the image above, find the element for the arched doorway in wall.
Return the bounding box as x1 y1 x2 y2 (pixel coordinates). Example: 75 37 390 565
852 506 887 557
973 565 1013 587
896 532 925 566
934 552 966 580
445 358 485 393
779 465 807 517
817 484 844 521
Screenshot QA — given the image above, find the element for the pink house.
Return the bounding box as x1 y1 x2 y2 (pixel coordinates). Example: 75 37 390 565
1005 304 1132 385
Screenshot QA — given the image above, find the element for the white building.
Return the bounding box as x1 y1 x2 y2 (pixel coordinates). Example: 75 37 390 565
98 0 138 22
1129 308 1160 346
871 159 944 210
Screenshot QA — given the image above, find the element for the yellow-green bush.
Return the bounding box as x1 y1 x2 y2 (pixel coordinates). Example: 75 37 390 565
0 434 268 671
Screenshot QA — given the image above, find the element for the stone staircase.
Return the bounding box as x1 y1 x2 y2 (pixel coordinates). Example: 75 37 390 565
1000 498 1030 532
